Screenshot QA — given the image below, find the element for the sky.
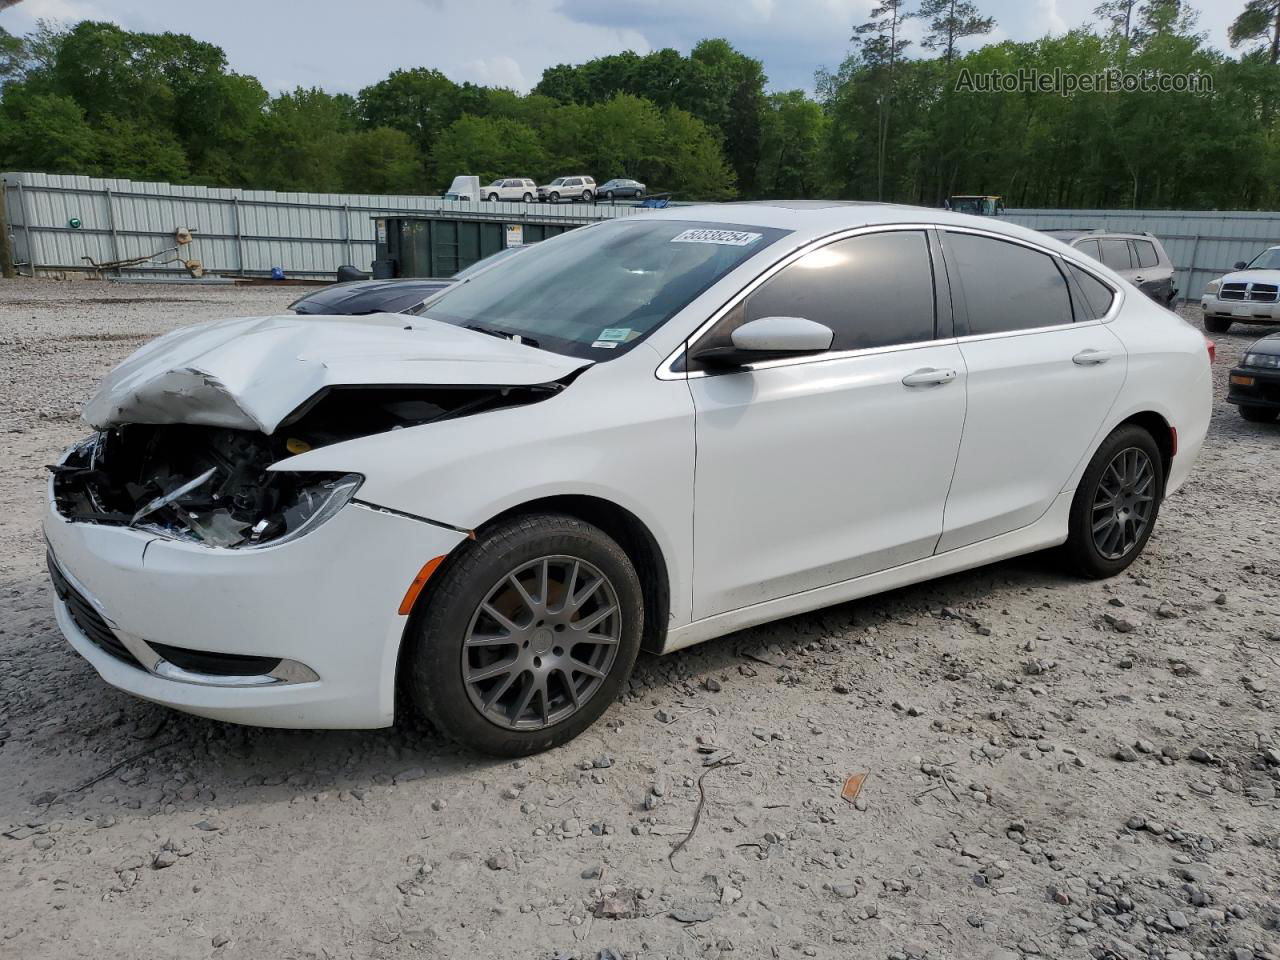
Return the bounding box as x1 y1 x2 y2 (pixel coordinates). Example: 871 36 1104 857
0 0 1246 95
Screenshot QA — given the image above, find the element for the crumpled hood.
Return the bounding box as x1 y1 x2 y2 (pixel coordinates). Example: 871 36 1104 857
83 312 589 434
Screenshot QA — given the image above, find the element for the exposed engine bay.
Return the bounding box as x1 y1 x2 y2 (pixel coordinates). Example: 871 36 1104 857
51 383 561 548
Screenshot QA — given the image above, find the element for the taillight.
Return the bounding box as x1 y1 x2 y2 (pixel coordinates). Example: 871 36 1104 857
1205 337 1216 364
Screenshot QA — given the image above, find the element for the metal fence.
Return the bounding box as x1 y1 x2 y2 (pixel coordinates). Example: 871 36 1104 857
0 172 640 280
4 172 1279 298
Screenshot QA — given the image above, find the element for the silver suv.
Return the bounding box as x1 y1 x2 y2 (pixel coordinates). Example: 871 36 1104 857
537 176 596 203
1044 229 1178 307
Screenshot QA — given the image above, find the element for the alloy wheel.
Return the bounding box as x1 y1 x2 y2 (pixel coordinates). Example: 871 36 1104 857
461 556 621 731
1091 447 1156 560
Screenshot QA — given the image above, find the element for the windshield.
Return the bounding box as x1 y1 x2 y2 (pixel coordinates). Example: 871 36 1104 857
413 219 788 360
1248 248 1280 270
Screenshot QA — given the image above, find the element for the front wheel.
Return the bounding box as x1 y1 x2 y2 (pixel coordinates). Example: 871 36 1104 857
604 190 614 200
405 513 643 756
549 191 560 203
1063 424 1164 579
1204 316 1232 333
1240 405 1280 423
487 193 499 202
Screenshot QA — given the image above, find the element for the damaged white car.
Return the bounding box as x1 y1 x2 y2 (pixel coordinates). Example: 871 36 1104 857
46 203 1213 755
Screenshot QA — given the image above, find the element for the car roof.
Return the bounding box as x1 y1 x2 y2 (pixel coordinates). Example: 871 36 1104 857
633 201 1086 250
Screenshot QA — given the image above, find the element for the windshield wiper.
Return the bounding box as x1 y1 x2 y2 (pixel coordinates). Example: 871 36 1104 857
463 324 539 349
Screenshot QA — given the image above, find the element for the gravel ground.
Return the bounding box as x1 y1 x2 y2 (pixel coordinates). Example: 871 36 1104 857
1 277 1279 960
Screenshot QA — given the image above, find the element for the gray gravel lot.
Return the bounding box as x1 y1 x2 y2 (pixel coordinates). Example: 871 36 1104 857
1 278 1279 960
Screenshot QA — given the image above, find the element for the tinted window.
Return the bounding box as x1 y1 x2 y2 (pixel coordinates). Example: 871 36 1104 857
946 232 1073 334
734 231 936 351
1133 239 1159 269
1066 263 1116 319
1099 239 1132 270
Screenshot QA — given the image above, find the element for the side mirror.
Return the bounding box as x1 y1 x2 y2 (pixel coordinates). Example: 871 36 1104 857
1234 261 1248 270
691 316 834 368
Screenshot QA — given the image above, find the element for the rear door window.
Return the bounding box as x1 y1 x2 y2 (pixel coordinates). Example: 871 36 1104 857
945 232 1074 335
1133 239 1160 269
1074 239 1101 261
1098 239 1133 271
1065 263 1116 319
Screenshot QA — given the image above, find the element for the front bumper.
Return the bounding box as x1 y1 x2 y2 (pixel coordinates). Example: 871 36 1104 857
1227 365 1280 409
1202 295 1280 324
44 495 466 728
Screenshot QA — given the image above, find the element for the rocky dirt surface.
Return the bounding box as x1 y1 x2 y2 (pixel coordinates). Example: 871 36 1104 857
1 278 1278 960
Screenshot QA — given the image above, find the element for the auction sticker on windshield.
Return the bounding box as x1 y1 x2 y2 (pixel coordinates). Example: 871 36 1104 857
670 228 763 246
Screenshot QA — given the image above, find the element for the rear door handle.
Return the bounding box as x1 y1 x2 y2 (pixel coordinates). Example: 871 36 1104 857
1073 348 1111 366
1133 275 1146 283
901 367 957 387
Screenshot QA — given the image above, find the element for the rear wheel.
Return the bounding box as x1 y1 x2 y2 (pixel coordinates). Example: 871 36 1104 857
522 192 533 203
581 190 592 202
1240 405 1280 423
1064 424 1164 579
1204 316 1232 333
406 513 643 756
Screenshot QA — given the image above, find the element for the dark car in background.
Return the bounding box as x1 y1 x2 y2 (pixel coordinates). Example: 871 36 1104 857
289 246 525 316
1227 332 1280 423
1044 229 1178 307
597 178 646 199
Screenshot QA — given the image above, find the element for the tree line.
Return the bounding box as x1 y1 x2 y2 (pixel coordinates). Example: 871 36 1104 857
1 2 1279 208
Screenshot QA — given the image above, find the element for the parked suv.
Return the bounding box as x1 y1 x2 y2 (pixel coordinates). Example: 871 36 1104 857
1044 230 1177 307
538 176 595 202
1201 246 1280 333
482 178 536 202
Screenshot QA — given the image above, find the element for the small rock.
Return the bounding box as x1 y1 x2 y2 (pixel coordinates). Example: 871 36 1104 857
485 852 514 871
153 850 178 869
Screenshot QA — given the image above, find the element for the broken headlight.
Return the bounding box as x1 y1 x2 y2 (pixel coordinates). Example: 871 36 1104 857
51 427 364 550
240 472 363 549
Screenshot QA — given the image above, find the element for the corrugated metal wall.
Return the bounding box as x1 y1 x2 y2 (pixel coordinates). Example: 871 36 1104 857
1004 208 1280 302
1 172 641 279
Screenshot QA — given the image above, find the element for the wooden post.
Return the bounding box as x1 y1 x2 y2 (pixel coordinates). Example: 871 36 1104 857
0 179 15 280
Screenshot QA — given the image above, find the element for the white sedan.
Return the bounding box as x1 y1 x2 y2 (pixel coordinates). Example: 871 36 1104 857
46 202 1213 755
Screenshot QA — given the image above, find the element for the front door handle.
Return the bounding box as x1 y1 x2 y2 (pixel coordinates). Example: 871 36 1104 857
1073 348 1112 366
1133 275 1146 283
901 367 957 387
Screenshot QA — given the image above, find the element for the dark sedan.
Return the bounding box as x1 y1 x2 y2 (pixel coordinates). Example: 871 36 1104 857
1227 331 1280 423
289 246 526 316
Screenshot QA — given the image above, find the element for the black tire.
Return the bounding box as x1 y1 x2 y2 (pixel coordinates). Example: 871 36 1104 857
1064 424 1165 579
549 191 559 202
522 192 533 203
1240 405 1280 423
1204 316 1232 333
581 190 592 202
405 513 643 756
605 190 614 200
487 193 499 202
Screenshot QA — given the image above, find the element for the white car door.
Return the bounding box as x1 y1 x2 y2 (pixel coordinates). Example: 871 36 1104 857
688 228 968 620
936 229 1127 552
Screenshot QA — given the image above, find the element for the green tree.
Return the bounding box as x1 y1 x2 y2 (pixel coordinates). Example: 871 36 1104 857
756 91 828 197
1231 0 1280 63
660 107 737 199
357 67 461 155
0 91 98 173
93 115 189 182
339 127 422 194
919 0 996 62
428 115 547 185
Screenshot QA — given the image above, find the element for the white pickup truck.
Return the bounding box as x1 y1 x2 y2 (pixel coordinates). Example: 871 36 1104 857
1202 246 1280 333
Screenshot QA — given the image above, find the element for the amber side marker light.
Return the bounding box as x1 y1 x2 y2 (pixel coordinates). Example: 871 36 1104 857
399 556 447 615
1230 374 1255 386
